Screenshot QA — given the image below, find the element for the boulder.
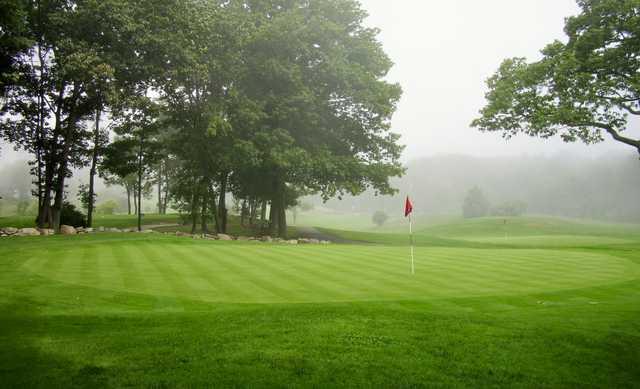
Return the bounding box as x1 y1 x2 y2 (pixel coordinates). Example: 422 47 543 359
2 227 18 235
297 238 311 244
217 234 234 241
98 226 105 232
17 228 41 237
287 239 299 245
107 228 122 233
261 236 273 243
76 227 86 233
39 228 55 236
236 236 251 241
60 225 77 235
84 227 94 233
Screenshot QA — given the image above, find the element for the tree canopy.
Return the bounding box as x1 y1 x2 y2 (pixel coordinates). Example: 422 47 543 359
0 0 405 236
472 0 640 156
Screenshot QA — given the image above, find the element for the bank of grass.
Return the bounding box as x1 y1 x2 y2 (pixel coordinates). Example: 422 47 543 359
1 217 639 387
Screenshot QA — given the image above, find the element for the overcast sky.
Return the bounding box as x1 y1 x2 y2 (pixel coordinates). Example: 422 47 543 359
1 0 638 163
360 0 639 160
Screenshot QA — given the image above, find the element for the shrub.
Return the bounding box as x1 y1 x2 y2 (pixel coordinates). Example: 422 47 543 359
61 202 87 227
372 210 389 227
96 200 119 215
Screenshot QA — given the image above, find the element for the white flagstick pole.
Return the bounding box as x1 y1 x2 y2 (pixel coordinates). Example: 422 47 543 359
410 213 415 275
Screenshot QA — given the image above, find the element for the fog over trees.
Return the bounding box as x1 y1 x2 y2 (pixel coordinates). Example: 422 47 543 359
313 152 640 223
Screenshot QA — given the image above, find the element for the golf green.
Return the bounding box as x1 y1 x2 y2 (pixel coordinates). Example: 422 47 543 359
1 220 639 387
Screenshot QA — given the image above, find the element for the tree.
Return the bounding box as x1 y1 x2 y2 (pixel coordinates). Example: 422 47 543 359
372 210 389 227
472 0 640 157
463 187 490 219
234 0 405 237
96 200 119 215
0 1 118 231
77 183 95 214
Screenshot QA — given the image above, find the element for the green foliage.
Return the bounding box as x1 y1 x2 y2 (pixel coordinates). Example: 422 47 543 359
372 210 389 227
96 200 119 215
463 187 490 219
472 0 640 155
60 202 87 228
77 183 96 213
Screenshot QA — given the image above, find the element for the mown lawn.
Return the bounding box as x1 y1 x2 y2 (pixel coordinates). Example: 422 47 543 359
1 217 639 387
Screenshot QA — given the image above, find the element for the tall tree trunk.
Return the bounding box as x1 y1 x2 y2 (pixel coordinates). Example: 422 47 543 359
133 184 138 215
278 190 287 238
260 199 267 227
157 161 163 214
162 169 170 214
190 183 199 234
137 134 144 232
87 108 101 228
200 188 208 235
52 156 68 232
126 184 131 215
210 186 220 234
218 172 228 233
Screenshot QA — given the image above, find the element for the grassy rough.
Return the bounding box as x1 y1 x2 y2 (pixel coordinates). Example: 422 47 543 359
1 217 639 387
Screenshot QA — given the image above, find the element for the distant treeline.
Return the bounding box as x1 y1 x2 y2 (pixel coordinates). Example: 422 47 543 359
313 153 640 223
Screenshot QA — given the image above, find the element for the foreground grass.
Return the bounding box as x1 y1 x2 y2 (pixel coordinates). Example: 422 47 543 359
1 218 639 387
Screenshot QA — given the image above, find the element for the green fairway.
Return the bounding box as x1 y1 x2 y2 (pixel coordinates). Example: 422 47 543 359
1 217 640 387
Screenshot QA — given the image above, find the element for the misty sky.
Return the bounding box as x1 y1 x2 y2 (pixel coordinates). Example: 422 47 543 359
1 0 639 163
360 0 639 160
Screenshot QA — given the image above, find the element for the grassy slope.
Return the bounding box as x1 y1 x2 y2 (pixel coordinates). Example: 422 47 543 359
1 217 639 387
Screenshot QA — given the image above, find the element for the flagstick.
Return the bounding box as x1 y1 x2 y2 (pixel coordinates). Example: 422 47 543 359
409 214 415 275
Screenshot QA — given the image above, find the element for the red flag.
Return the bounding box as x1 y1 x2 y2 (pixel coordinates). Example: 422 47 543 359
404 196 413 217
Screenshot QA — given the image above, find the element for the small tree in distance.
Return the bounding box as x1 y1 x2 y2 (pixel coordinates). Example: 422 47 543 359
463 187 490 219
372 211 389 227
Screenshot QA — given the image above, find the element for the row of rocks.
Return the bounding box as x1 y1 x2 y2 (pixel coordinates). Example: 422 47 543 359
176 232 331 245
1 226 332 244
0 225 157 237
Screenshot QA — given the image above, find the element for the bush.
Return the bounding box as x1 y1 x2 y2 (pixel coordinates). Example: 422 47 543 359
61 202 87 227
372 210 389 227
96 200 119 215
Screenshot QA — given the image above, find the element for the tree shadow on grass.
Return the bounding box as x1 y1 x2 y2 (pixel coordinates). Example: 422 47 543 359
0 301 109 388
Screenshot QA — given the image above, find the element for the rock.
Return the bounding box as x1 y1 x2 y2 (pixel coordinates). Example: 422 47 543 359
176 231 189 237
98 226 105 232
17 228 41 237
217 234 234 241
298 238 311 244
287 239 299 245
237 236 251 241
261 236 273 242
138 229 154 234
84 227 94 233
308 238 320 244
76 227 86 233
60 225 77 235
39 228 55 236
2 227 18 235
107 227 122 233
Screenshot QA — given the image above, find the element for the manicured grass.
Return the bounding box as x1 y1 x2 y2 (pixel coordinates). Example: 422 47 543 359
1 217 639 387
0 213 181 229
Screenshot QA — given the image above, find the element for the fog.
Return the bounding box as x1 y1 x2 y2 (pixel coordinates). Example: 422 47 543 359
1 0 639 222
